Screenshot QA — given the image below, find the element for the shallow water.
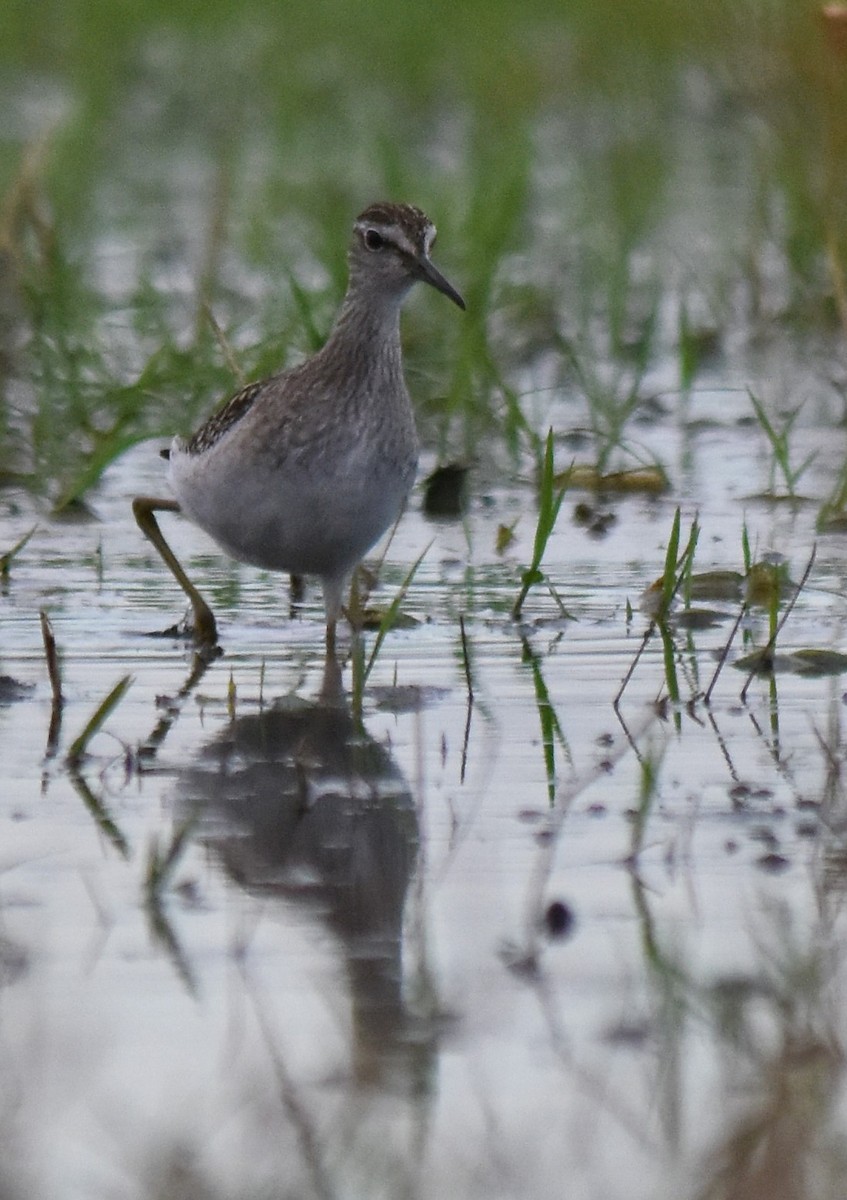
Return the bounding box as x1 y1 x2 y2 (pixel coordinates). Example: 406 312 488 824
3 371 847 1197
4 14 847 1184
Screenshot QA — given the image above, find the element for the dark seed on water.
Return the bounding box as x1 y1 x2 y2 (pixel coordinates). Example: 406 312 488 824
544 900 575 939
756 852 790 873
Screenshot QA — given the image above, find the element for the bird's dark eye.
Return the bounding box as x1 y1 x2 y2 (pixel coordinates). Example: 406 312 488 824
364 228 385 251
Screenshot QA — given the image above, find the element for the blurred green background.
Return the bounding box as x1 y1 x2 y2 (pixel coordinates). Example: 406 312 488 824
2 0 846 507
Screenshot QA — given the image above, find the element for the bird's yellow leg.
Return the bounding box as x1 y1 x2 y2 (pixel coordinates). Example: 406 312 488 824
132 496 218 647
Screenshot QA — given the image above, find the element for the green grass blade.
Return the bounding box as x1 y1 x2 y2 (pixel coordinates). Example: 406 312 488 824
0 526 37 578
741 522 752 575
660 508 682 616
363 545 430 685
512 429 567 620
66 674 133 767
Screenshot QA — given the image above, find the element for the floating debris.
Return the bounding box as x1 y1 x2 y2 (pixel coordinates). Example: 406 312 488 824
671 607 729 631
371 684 450 713
495 520 518 554
756 851 791 874
563 463 669 495
423 462 470 518
0 675 34 704
686 570 745 603
735 648 847 678
357 607 420 632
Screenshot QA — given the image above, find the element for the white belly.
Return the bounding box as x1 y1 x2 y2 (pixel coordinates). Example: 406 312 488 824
168 434 417 580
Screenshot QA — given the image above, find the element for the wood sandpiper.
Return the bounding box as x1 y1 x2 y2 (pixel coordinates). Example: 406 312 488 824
133 202 464 651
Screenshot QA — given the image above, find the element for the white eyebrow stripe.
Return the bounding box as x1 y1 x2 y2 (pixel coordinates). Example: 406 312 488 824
354 215 435 257
391 225 418 256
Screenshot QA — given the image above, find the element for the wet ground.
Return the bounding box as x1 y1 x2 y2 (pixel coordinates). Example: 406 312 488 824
3 368 847 1197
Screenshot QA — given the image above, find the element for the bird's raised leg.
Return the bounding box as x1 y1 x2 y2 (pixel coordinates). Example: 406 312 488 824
132 496 218 647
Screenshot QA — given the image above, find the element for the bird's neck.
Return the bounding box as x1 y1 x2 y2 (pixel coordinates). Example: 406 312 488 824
330 281 406 345
321 284 408 382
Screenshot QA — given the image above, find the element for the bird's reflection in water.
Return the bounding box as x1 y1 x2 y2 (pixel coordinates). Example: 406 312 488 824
178 653 429 1093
